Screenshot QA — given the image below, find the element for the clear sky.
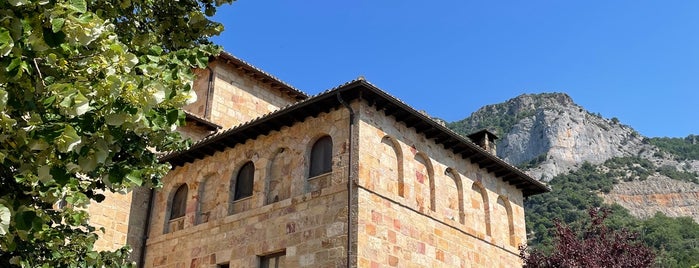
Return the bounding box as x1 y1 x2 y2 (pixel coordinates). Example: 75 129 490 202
211 1 699 138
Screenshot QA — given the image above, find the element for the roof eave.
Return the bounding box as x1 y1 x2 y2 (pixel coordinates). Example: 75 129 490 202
162 79 550 196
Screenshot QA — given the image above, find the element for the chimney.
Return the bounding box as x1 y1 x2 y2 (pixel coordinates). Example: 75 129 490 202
467 129 498 155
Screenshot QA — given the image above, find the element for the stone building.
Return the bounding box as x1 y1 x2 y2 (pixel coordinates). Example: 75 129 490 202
90 52 549 267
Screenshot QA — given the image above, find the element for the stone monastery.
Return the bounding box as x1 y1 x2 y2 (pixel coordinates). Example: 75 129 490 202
87 52 549 267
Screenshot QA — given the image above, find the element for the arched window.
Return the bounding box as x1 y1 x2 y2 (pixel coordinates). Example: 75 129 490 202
309 136 332 178
170 184 188 220
234 161 255 200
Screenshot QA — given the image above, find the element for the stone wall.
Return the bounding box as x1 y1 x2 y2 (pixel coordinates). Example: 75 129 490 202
355 101 526 267
205 61 300 129
183 68 213 118
183 59 299 129
179 122 215 142
144 107 353 267
88 191 134 252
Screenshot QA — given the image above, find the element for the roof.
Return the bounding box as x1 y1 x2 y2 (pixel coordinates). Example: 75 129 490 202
467 129 499 141
466 129 498 142
216 52 308 101
161 80 550 197
184 111 221 131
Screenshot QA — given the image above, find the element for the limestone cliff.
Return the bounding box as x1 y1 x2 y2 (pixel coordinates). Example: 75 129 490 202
448 93 699 222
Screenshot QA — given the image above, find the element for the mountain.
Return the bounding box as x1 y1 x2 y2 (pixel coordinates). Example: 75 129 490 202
448 93 699 266
448 93 699 223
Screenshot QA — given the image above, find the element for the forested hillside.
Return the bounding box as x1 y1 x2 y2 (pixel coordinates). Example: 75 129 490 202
524 158 699 267
649 135 699 161
446 93 699 267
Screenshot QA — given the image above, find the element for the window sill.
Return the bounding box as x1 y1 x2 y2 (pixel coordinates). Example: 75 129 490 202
232 196 252 203
308 172 332 181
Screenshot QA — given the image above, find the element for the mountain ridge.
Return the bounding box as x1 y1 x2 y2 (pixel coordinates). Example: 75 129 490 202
447 92 699 223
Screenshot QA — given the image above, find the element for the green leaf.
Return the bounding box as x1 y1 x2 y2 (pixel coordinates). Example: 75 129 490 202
194 55 208 68
8 0 30 6
73 92 91 115
105 113 127 126
37 165 51 183
125 53 138 69
15 210 36 231
68 0 87 13
56 125 81 153
78 154 97 172
50 167 70 185
6 57 21 72
29 28 50 51
42 95 56 108
125 169 143 186
0 204 10 235
0 89 7 111
94 139 109 164
51 18 65 33
0 27 13 57
166 109 179 125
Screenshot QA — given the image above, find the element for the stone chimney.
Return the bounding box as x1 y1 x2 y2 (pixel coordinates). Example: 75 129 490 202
467 129 498 155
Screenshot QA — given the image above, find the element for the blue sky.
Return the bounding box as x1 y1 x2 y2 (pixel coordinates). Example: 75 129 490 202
211 1 699 138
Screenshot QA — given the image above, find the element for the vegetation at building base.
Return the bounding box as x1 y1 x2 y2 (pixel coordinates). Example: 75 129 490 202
520 208 656 268
524 157 699 267
0 0 233 266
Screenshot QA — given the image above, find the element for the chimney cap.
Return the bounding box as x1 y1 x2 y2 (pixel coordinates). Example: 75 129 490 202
466 129 499 142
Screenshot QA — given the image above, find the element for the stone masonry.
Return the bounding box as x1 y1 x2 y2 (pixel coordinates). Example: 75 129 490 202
87 52 548 267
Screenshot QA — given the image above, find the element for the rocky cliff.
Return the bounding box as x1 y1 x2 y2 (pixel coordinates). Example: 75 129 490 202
448 93 699 222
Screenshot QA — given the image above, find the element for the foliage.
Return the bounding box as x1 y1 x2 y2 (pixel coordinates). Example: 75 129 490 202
525 157 699 267
518 152 548 170
0 0 231 266
525 162 615 247
656 165 699 183
447 108 535 137
649 135 699 160
520 208 655 268
640 213 699 267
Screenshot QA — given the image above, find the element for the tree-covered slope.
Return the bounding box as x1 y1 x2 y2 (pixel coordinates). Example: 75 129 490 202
525 158 699 267
649 135 699 161
446 92 699 267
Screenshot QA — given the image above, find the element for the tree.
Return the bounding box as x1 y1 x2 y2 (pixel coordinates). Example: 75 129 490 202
520 208 655 268
0 0 232 266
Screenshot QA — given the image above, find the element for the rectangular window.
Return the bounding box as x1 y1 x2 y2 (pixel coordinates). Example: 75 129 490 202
217 263 230 268
260 251 286 268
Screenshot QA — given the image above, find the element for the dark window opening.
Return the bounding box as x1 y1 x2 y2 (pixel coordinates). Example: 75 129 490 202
309 136 332 178
260 251 286 268
170 184 188 219
234 161 254 200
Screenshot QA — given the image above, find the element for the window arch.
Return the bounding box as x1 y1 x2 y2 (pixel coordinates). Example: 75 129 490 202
471 182 491 236
444 167 465 224
196 174 216 224
166 183 188 233
234 161 255 201
381 136 404 197
170 184 188 220
309 136 332 178
413 152 435 212
266 148 291 204
497 195 516 247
